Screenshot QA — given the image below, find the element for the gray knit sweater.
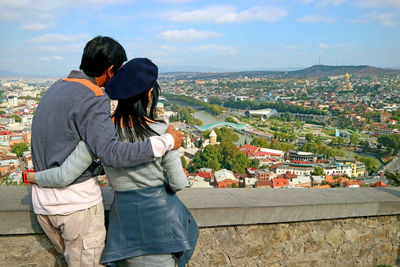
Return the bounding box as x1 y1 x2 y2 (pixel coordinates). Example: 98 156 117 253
35 123 188 192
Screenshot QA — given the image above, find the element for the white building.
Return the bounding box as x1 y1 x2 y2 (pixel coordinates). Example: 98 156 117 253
276 163 315 176
214 169 236 183
244 109 278 121
235 96 249 101
322 164 352 177
7 96 18 107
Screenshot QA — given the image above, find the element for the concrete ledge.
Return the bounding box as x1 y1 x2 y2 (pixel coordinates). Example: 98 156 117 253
1 186 400 234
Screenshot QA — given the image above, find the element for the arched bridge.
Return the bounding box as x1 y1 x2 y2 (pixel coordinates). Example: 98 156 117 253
195 122 247 132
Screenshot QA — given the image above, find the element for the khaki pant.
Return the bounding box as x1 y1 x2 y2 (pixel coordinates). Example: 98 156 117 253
37 202 106 267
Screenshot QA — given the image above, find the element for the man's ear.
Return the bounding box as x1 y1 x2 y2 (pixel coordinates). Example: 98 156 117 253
106 65 115 78
94 65 115 87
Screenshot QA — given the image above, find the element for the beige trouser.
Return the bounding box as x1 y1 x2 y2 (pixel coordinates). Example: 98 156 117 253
37 202 106 267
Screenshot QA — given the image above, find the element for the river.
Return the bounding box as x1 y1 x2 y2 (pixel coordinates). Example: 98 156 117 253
193 110 249 145
166 100 249 145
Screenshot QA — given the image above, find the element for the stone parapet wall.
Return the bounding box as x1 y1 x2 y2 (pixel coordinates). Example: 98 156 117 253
1 186 400 266
1 216 398 267
190 216 399 267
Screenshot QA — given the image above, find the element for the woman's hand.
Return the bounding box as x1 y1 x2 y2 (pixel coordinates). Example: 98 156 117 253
25 171 36 184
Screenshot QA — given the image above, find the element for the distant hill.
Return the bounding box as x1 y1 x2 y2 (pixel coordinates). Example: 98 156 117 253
288 65 400 78
0 70 21 78
159 65 400 80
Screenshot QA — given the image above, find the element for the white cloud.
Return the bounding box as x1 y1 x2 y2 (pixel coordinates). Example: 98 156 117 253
170 5 234 23
28 34 90 43
318 43 329 48
216 7 288 23
40 56 64 61
283 45 301 50
335 43 357 47
0 0 134 26
160 45 178 51
299 0 346 7
158 29 222 42
297 15 335 23
356 0 400 8
189 44 237 55
156 0 193 3
21 23 54 31
349 11 397 26
170 5 288 24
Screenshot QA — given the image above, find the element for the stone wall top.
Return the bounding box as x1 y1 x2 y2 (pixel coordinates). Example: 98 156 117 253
1 186 400 234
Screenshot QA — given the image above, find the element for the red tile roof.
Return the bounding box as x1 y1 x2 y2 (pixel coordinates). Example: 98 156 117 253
272 178 289 188
197 171 213 179
370 181 388 187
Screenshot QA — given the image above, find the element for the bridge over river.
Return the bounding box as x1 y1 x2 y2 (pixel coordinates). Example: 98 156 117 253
195 122 247 132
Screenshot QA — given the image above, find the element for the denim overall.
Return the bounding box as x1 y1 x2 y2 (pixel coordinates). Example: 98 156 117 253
101 184 199 267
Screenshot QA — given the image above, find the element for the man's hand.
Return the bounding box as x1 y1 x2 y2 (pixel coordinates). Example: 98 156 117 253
166 125 183 150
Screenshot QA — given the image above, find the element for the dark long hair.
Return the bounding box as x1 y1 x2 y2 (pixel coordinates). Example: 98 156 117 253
112 82 162 141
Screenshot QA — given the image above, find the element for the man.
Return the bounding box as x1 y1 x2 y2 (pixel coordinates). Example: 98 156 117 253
31 36 182 266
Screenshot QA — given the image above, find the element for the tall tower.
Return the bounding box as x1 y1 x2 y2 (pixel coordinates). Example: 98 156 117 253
344 73 353 91
209 130 217 145
344 73 350 83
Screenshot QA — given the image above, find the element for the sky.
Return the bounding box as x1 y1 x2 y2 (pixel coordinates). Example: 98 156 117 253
0 0 400 76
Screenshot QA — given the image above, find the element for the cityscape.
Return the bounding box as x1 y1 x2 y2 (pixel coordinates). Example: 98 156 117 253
1 64 399 189
1 1 400 266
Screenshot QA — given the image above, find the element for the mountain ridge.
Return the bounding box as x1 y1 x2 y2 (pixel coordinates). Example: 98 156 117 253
1 65 399 80
159 65 400 80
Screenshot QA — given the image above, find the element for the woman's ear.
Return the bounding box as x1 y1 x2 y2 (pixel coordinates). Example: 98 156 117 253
148 88 154 101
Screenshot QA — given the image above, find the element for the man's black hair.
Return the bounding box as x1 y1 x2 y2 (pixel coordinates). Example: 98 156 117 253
80 36 127 77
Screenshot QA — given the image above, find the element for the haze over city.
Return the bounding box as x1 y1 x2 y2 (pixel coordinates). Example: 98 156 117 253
1 0 400 76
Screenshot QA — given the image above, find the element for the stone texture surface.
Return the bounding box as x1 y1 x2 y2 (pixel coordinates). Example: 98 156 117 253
188 215 400 267
0 235 67 267
0 216 399 267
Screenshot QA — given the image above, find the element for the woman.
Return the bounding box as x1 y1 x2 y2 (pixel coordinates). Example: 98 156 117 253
26 58 198 267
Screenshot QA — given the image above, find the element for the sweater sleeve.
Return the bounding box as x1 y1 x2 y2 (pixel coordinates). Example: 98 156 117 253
77 95 171 168
161 149 188 192
35 141 94 187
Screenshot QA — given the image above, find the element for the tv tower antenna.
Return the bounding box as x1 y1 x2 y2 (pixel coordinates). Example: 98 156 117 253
318 56 321 65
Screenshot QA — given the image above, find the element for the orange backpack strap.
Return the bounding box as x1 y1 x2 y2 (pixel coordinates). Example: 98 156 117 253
62 78 104 96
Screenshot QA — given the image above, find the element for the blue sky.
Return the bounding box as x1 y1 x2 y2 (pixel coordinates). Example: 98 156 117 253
1 0 399 76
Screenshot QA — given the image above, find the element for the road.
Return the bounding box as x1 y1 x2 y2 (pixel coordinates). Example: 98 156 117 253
381 156 400 173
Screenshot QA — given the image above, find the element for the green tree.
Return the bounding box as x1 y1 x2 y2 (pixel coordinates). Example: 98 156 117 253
305 133 314 143
315 136 323 145
225 116 236 123
191 145 221 171
201 130 211 139
359 157 377 175
11 143 29 157
7 114 21 123
180 156 187 169
350 134 359 146
251 137 270 148
194 118 203 126
220 143 239 170
378 134 400 154
250 159 260 168
311 166 324 176
232 153 250 173
330 137 338 146
385 171 400 186
214 127 239 144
